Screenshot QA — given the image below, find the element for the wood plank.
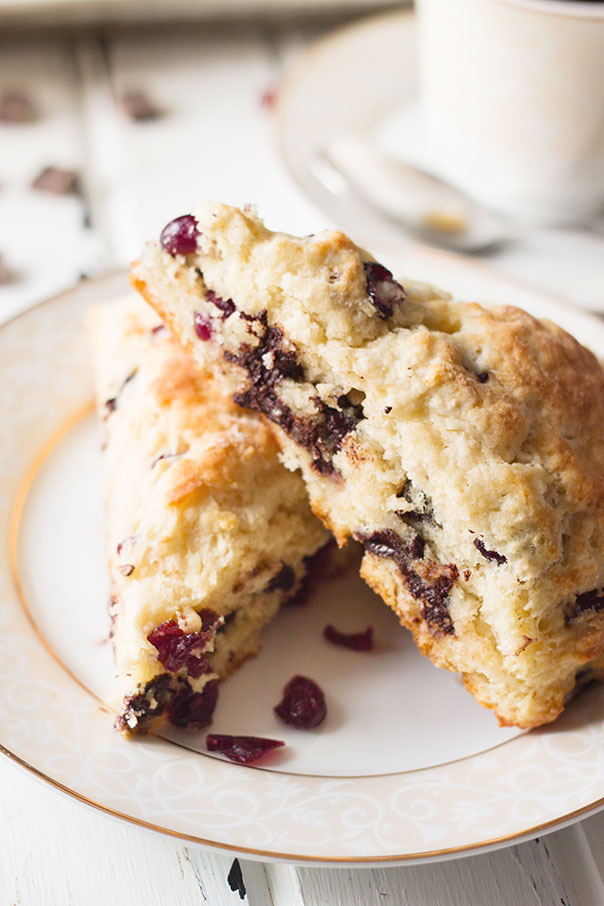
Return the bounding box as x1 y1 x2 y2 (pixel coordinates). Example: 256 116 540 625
278 828 604 906
573 808 604 887
95 20 330 264
0 759 210 905
0 31 102 320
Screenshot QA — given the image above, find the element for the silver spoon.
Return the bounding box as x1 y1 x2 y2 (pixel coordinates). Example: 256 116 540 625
312 135 604 255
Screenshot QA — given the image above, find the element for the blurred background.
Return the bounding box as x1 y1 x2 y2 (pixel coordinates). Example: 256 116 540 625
2 0 603 326
0 0 402 323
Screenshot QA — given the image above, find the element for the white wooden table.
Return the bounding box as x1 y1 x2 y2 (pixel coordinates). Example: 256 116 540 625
2 12 604 904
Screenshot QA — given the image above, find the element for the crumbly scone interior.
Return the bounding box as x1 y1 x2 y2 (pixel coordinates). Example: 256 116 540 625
132 203 604 729
89 293 328 734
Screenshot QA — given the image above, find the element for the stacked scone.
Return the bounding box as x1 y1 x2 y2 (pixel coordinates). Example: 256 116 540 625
130 203 604 730
90 294 328 735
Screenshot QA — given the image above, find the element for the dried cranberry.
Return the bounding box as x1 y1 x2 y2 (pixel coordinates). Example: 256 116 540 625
207 288 235 319
206 734 285 764
194 311 212 341
148 619 215 677
199 608 222 632
117 534 137 556
566 588 604 624
274 675 326 729
167 679 219 729
363 261 406 319
474 538 507 565
160 214 199 256
324 624 373 651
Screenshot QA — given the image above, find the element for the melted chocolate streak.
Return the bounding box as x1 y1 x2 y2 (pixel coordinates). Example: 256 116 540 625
116 673 173 733
117 675 219 733
209 301 457 634
358 529 458 636
223 310 363 476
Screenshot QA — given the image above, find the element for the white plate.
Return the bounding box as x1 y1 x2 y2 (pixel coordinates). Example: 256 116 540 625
2 266 604 866
276 9 604 312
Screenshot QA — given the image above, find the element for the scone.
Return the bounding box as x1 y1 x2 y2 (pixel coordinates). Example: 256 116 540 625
132 204 604 729
89 293 328 735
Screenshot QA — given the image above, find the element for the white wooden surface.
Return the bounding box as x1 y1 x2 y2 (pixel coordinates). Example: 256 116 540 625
2 15 604 905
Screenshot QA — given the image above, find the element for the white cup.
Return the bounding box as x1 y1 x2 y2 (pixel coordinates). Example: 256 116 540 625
416 0 604 224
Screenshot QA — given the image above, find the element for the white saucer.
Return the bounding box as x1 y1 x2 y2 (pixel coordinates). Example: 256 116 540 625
276 9 604 312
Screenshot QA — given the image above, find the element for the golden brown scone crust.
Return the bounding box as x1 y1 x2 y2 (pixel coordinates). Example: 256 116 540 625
132 203 604 729
89 293 328 734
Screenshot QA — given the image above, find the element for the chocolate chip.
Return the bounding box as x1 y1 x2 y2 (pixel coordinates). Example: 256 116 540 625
337 393 364 422
476 371 489 383
317 397 363 454
32 166 79 195
474 537 507 565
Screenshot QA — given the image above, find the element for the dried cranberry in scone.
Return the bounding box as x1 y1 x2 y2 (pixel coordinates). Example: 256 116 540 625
89 293 328 736
160 214 199 256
